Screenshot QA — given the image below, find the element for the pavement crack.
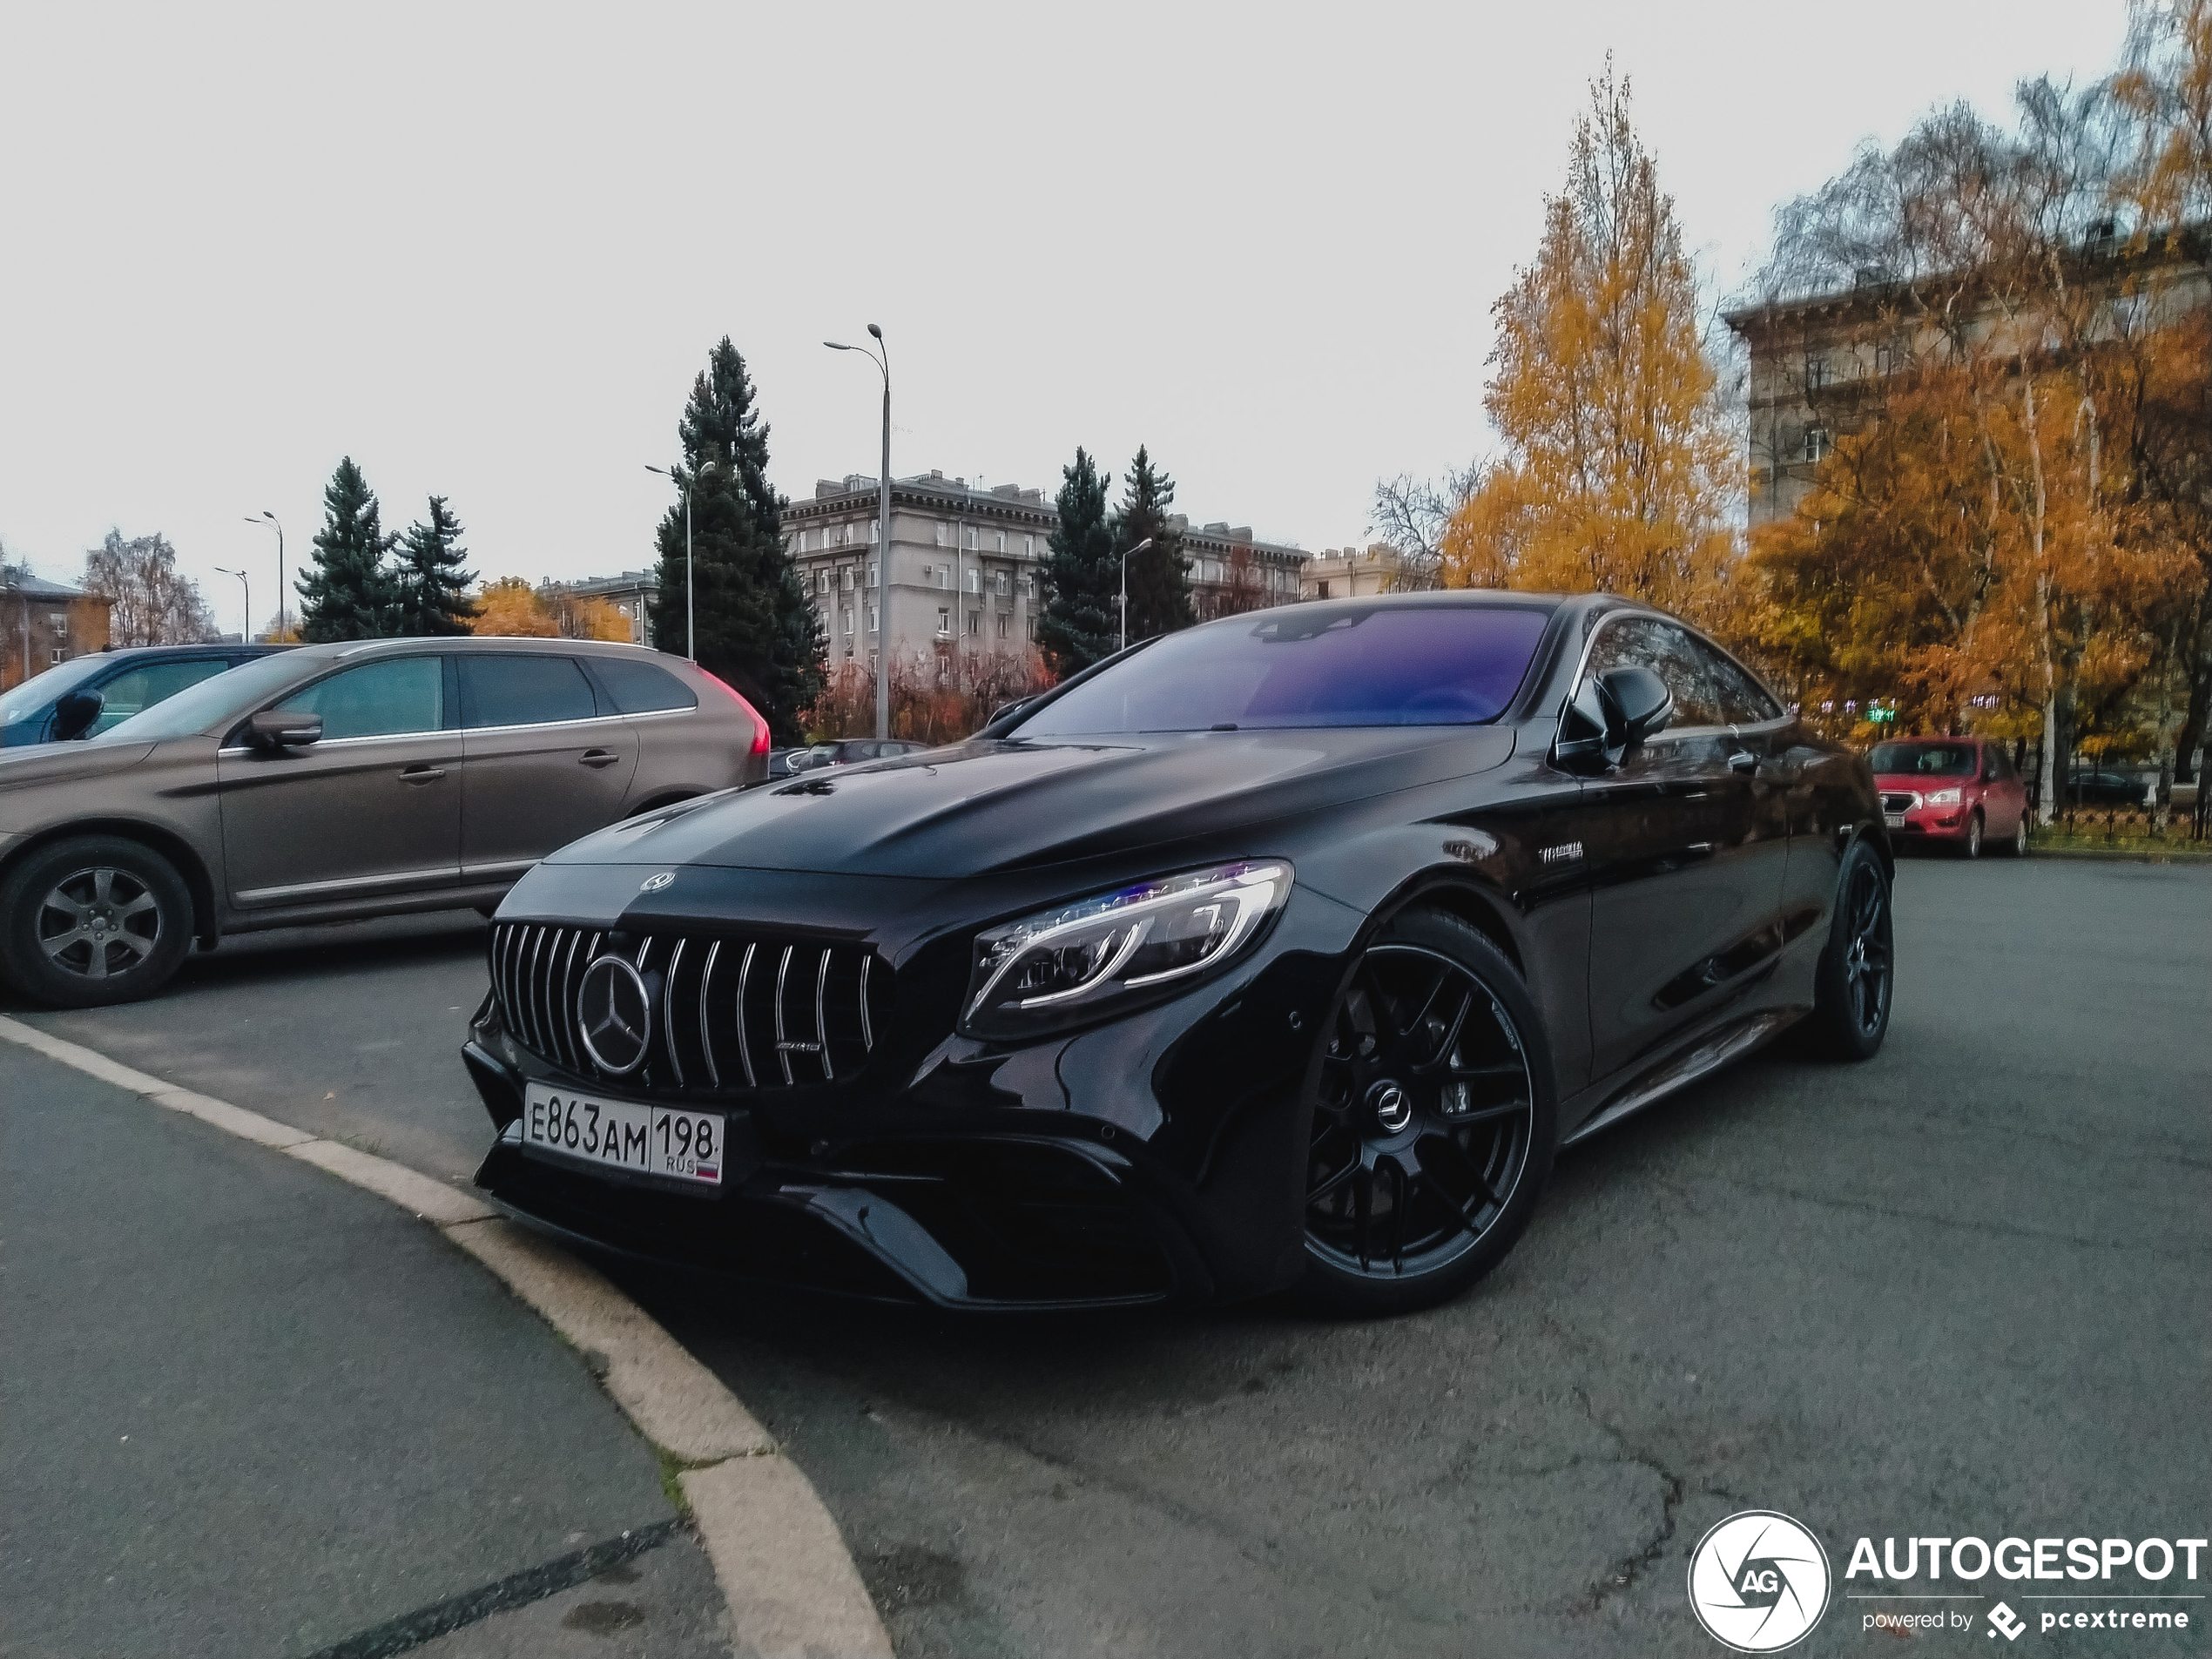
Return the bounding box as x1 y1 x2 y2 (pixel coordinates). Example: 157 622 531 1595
1572 1388 1683 1610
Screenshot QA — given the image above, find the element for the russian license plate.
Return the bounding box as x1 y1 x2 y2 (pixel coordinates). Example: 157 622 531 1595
1884 812 1905 828
522 1082 724 1186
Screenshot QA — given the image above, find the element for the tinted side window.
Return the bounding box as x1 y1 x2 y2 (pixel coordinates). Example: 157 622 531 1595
1696 644 1783 725
460 655 598 728
1583 617 1723 729
278 658 444 740
592 656 698 714
91 658 233 733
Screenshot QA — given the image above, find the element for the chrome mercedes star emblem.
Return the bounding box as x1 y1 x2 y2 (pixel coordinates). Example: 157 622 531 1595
639 871 676 893
577 954 652 1074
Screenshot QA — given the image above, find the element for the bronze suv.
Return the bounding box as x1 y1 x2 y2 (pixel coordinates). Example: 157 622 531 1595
0 637 767 1007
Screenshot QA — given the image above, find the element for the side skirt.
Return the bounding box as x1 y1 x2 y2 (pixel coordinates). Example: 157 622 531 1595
1557 1006 1805 1149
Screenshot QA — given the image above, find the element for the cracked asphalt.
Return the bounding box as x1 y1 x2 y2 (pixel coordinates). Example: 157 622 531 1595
17 859 2209 1656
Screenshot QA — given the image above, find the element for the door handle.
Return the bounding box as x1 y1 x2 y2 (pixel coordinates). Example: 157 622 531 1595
1727 751 1759 775
400 765 447 784
579 750 622 769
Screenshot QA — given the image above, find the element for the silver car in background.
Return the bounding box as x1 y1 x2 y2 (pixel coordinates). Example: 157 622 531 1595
0 637 769 1007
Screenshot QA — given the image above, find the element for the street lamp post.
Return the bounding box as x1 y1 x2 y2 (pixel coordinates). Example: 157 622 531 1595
213 566 250 644
826 325 892 741
1118 537 1154 654
243 512 283 640
644 462 717 660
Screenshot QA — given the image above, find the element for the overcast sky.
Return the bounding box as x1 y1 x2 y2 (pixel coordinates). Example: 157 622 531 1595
2 1 2131 637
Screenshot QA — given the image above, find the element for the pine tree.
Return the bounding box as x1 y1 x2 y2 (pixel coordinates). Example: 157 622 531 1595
1036 448 1121 674
647 339 824 741
1113 445 1192 642
297 457 400 642
395 496 476 635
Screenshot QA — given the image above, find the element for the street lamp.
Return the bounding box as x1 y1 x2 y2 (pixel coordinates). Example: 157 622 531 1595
243 512 283 640
213 566 251 644
825 325 891 741
644 461 718 661
1118 537 1154 653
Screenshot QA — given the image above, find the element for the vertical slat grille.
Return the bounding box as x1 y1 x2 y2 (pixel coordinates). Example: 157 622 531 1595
488 922 888 1096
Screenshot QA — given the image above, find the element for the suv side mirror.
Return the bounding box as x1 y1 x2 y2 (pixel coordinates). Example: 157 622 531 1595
1554 666 1673 773
248 709 323 752
52 690 104 742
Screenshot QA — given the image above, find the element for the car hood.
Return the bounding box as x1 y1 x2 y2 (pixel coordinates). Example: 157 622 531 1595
548 726 1518 880
0 739 155 792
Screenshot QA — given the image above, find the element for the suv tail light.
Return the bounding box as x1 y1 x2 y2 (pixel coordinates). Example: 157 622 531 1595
699 668 771 755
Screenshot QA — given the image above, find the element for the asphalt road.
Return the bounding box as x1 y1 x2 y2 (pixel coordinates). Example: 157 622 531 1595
16 859 2210 1656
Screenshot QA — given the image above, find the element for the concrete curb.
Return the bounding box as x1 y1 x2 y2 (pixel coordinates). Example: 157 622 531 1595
0 1013 894 1659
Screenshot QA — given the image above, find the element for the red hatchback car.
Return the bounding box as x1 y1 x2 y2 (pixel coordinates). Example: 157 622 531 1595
1869 737 2030 858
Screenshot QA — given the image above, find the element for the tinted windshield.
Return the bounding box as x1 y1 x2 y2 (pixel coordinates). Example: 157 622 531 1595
1014 604 1554 737
98 651 315 742
1869 741 1977 776
0 655 107 725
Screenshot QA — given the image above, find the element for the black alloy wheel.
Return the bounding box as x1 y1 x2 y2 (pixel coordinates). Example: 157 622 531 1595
1301 909 1554 1315
1805 839 1893 1061
0 835 194 1008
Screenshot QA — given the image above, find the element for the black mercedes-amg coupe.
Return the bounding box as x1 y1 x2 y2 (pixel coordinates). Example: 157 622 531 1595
462 592 1892 1315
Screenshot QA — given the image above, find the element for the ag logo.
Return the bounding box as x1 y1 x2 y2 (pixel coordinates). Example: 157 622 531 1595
639 871 676 893
1686 1510 1831 1652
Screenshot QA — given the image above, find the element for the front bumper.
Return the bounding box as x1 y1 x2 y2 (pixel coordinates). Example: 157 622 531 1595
462 884 1359 1309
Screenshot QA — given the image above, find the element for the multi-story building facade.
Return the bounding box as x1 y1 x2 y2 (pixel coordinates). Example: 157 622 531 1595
783 471 1307 667
562 569 658 646
2 572 108 691
1301 543 1415 599
1724 232 2211 531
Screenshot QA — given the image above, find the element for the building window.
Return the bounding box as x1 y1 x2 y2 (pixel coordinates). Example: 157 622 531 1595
995 570 1010 597
1019 575 1033 599
1804 353 1831 391
868 605 879 633
1803 426 1831 464
867 562 878 586
818 570 830 594
936 606 951 637
1024 535 1035 557
935 523 947 547
996 613 1009 639
50 612 69 636
51 647 66 663
963 527 977 551
1317 580 1331 598
931 564 948 589
867 520 878 543
965 569 980 595
995 531 1005 554
797 529 809 552
967 609 979 636
840 606 853 636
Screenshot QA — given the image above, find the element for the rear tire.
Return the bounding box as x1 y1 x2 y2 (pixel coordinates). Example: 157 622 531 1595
1804 839 1892 1062
2000 817 2029 856
0 836 193 1008
1298 909 1555 1317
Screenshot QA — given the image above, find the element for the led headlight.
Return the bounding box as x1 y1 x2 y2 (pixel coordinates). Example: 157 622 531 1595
1925 787 1964 806
961 860 1292 1039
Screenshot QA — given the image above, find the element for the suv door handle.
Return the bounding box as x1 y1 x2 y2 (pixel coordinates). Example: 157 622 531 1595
400 765 447 784
1727 751 1758 775
579 749 621 768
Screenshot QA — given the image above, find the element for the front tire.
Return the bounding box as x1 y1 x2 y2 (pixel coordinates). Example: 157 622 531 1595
1298 909 1555 1316
1961 812 1984 860
0 836 193 1008
1804 839 1893 1061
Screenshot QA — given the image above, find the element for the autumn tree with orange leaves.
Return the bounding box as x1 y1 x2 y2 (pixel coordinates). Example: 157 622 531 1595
1746 2 2211 810
1440 64 1741 632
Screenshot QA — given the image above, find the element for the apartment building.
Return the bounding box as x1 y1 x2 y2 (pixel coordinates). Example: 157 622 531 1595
1301 543 1416 599
784 471 1308 665
2 573 108 691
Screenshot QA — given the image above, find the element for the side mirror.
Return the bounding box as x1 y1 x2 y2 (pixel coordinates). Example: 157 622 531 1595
52 690 104 742
1554 667 1673 773
248 709 323 752
1598 666 1673 747
983 696 1031 732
